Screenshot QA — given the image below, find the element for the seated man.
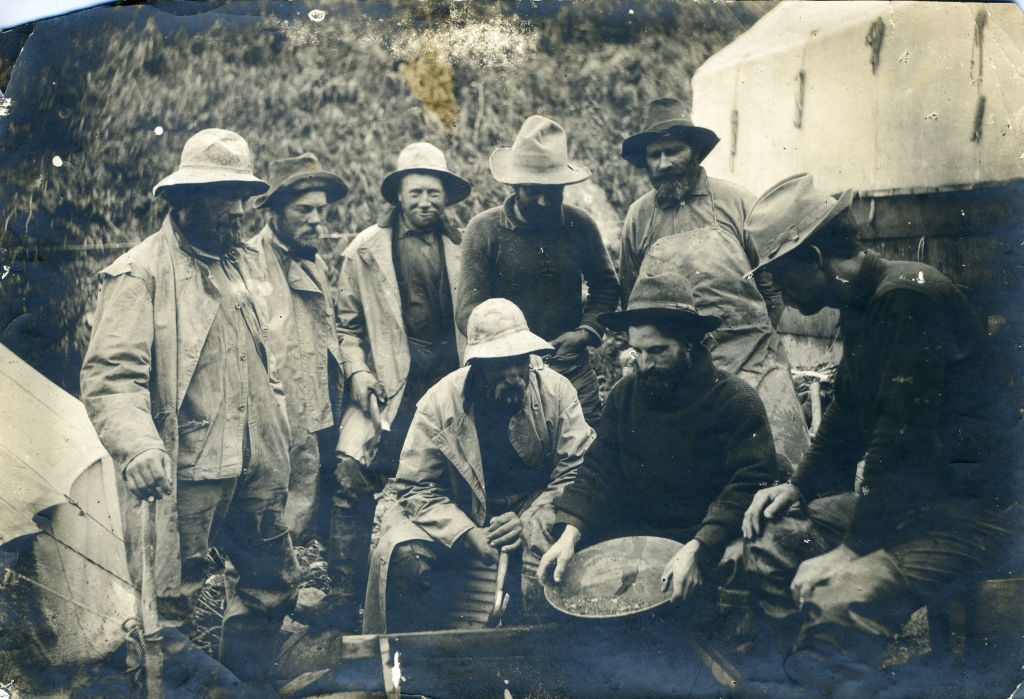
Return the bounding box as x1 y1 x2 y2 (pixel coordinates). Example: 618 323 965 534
363 298 595 633
540 271 781 608
735 174 1022 694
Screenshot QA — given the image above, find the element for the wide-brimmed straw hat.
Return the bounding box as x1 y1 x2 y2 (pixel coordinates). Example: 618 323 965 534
253 153 348 208
620 98 720 170
744 173 855 277
153 128 268 196
463 298 554 364
599 271 721 334
380 142 471 206
489 115 591 186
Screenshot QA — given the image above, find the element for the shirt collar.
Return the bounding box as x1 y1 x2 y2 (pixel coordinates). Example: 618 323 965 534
847 250 885 311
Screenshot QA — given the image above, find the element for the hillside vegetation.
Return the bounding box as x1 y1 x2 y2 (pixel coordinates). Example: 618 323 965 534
0 0 771 392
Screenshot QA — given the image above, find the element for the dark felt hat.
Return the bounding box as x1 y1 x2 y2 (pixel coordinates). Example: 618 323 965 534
599 271 721 334
253 153 348 208
620 98 720 169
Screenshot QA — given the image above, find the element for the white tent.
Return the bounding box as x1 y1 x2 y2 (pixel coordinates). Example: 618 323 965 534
0 342 134 664
693 1 1024 196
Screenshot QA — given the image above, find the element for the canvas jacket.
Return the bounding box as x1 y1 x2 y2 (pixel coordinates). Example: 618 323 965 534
335 210 465 465
80 216 288 597
249 225 345 444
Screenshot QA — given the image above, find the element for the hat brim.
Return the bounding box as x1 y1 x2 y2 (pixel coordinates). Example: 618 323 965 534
463 330 554 365
621 124 720 169
153 167 269 196
488 148 591 186
253 171 349 208
381 168 472 206
598 307 721 334
746 188 856 278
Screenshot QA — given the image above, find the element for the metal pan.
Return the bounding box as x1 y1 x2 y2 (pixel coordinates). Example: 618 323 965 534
543 536 682 619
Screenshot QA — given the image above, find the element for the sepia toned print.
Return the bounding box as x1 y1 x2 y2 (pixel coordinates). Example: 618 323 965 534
0 1 1022 697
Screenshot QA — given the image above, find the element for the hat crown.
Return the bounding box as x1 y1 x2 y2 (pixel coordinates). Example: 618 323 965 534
179 128 254 174
467 299 530 351
626 271 701 314
267 153 322 187
510 115 570 171
395 142 449 173
642 97 695 132
746 173 849 265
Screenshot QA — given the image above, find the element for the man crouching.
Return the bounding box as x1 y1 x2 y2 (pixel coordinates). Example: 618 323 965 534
363 299 595 633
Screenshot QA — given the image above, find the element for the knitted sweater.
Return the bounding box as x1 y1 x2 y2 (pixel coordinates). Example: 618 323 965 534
555 348 781 561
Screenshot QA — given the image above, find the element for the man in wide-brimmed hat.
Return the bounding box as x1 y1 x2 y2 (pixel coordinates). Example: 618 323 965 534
81 129 298 687
539 271 781 612
333 142 471 622
248 153 347 548
364 298 594 633
618 97 809 468
732 174 1022 694
456 115 620 426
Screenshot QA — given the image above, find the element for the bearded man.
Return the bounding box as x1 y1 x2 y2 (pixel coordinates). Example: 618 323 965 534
617 98 808 467
80 129 298 687
248 153 348 546
364 299 594 633
539 271 781 609
456 115 620 426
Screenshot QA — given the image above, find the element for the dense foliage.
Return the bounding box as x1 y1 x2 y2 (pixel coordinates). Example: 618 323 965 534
0 0 770 392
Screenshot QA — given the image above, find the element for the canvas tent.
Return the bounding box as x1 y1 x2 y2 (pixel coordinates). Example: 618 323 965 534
0 342 134 664
692 1 1024 197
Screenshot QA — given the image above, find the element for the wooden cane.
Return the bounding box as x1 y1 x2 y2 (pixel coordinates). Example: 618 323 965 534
138 496 164 699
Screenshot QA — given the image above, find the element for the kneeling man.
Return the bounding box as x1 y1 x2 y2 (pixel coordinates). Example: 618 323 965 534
540 271 781 605
364 299 595 632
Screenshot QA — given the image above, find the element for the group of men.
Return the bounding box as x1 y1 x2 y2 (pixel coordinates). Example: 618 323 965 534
79 98 1019 695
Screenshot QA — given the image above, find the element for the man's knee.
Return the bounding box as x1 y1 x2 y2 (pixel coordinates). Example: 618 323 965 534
806 549 909 624
389 541 441 590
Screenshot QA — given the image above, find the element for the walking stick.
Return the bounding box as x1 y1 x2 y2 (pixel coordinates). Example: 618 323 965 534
138 496 164 699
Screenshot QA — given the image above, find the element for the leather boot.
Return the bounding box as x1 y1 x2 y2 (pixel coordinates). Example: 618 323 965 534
218 613 283 688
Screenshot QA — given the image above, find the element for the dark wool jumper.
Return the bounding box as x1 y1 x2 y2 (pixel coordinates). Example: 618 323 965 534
455 197 620 342
554 347 781 562
789 251 1017 555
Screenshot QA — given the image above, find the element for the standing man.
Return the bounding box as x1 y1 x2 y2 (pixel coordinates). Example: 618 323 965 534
457 115 620 426
332 142 470 626
249 152 348 546
80 129 298 686
618 97 808 466
736 174 1022 695
365 299 594 633
539 272 781 607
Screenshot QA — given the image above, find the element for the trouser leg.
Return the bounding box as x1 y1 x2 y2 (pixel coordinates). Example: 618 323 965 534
282 432 321 546
548 354 602 427
386 540 450 633
215 453 299 683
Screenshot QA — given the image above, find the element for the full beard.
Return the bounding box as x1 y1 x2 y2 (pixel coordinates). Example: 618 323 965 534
636 354 693 405
182 216 243 255
488 377 527 413
650 167 700 210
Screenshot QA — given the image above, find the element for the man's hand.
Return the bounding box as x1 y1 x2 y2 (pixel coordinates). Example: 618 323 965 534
486 512 523 552
790 544 858 607
661 540 703 603
461 527 500 566
538 525 581 584
124 449 173 500
742 482 803 540
350 370 384 422
550 329 592 359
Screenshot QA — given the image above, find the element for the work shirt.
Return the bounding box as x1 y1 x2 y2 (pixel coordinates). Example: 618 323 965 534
173 242 279 480
456 197 620 343
790 252 1016 554
393 217 456 348
555 346 780 562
